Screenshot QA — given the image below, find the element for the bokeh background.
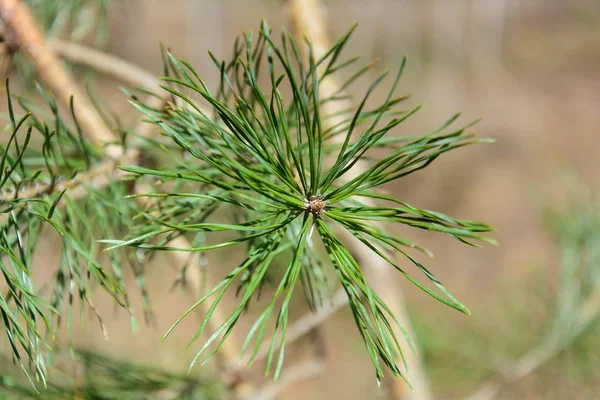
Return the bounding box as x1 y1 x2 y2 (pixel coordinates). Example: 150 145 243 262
3 0 600 399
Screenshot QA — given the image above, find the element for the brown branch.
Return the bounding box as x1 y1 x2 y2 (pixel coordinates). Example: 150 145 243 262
48 39 161 92
288 1 432 399
0 0 121 158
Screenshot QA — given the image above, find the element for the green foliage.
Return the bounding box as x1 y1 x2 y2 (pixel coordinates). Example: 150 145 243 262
0 80 138 387
1 14 494 390
0 349 222 399
104 20 495 382
26 0 112 43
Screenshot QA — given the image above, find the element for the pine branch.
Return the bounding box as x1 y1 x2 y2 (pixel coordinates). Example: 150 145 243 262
4 40 212 204
0 157 116 202
0 42 168 204
288 1 432 397
0 1 495 394
0 78 130 385
111 17 494 385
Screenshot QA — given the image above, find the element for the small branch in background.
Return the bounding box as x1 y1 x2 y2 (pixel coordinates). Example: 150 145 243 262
0 0 121 158
246 359 326 400
288 1 432 399
234 288 348 369
48 38 161 92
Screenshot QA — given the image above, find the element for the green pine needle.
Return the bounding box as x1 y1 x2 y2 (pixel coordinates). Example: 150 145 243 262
111 19 495 382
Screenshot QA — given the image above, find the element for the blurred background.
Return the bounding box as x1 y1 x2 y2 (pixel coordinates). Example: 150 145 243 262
2 0 600 399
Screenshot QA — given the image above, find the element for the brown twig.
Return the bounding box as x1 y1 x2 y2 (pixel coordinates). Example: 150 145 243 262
288 1 432 399
48 39 161 92
1 159 116 201
234 287 348 370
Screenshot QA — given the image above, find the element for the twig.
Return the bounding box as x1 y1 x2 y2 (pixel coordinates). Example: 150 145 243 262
48 39 161 92
1 158 116 201
233 287 348 370
288 1 432 399
245 359 326 400
465 341 560 400
0 0 121 158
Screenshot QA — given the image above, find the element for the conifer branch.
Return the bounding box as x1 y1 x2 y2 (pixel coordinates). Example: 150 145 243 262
288 1 433 398
110 17 493 386
0 1 494 393
0 157 116 201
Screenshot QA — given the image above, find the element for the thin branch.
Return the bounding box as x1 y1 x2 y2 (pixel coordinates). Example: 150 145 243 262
0 0 121 158
48 39 161 92
465 340 564 400
245 359 326 400
288 1 432 398
232 287 348 370
1 157 117 201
